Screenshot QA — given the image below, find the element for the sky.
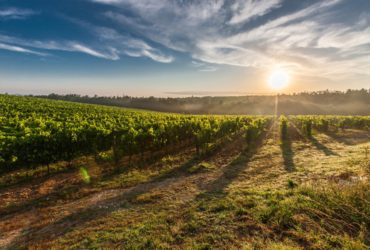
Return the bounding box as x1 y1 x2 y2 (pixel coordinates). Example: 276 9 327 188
0 0 369 96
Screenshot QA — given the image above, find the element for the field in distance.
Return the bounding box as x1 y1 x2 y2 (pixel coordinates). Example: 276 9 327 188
0 95 369 249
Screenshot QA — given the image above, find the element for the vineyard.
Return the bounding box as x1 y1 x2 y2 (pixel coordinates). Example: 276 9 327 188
0 95 369 249
289 115 370 136
0 95 269 170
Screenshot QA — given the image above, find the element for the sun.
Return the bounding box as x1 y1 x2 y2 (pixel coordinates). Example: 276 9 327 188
268 69 290 90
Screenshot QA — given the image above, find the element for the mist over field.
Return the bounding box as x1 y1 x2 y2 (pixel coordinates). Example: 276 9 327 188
37 89 370 115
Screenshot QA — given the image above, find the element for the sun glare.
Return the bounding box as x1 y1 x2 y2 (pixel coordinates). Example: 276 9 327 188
268 69 289 90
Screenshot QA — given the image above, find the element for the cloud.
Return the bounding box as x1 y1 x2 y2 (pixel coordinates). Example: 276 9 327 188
0 42 46 56
59 16 174 63
70 43 120 60
91 26 174 63
0 34 119 60
0 8 38 19
96 0 370 79
0 29 173 62
191 61 217 72
101 1 227 53
229 0 282 24
0 8 173 63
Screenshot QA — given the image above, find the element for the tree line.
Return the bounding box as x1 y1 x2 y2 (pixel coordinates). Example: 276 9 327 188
28 89 370 115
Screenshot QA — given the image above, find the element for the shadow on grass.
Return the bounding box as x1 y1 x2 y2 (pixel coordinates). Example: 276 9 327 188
5 136 244 249
0 163 80 190
4 158 197 249
0 150 197 218
323 129 370 146
200 127 269 195
323 130 354 145
0 140 195 190
309 136 339 156
280 135 295 172
0 143 201 218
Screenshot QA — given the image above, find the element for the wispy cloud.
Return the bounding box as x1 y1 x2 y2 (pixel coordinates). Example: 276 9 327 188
70 43 119 60
229 0 282 24
0 7 173 63
0 29 173 62
94 0 370 79
0 42 46 56
55 16 174 63
90 26 174 63
0 34 119 60
0 8 38 19
191 61 217 72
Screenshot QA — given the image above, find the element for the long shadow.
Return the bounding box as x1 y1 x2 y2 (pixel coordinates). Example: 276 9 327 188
0 184 82 217
0 139 195 190
5 136 244 249
0 144 201 218
323 131 353 145
0 151 198 218
1 135 236 221
4 157 197 249
199 127 270 196
0 163 81 190
324 129 370 146
280 134 295 172
286 118 338 157
309 136 339 156
0 161 124 217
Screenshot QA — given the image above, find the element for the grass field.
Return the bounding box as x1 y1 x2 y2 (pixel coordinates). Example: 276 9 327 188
0 119 369 249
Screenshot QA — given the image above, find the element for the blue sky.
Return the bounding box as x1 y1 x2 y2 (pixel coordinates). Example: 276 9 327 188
0 0 369 96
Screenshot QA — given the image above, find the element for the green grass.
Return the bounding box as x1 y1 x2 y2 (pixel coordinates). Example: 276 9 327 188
50 182 369 249
188 162 216 174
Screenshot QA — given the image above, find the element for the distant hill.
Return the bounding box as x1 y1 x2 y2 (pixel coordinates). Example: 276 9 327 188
32 89 370 115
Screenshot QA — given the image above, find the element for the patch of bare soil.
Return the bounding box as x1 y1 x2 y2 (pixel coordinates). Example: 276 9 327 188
0 170 82 211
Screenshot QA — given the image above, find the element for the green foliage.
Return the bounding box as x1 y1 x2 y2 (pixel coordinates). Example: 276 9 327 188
287 179 297 189
2 94 367 172
188 162 215 173
280 116 288 140
244 118 268 147
79 167 91 183
290 115 370 135
0 95 270 170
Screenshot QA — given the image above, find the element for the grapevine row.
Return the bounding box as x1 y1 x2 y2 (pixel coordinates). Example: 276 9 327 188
289 115 370 137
